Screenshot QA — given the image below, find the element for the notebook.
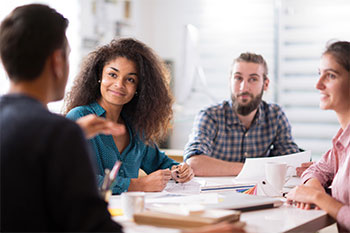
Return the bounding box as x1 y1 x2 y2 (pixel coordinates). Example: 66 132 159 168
205 191 283 211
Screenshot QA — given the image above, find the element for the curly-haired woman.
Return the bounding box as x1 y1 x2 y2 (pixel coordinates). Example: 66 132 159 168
64 38 194 194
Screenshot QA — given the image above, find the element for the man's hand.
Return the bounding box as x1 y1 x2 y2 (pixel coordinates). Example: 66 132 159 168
76 114 126 139
171 163 194 183
296 162 313 177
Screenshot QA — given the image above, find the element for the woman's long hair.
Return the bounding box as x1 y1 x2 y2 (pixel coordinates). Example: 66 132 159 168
64 38 173 144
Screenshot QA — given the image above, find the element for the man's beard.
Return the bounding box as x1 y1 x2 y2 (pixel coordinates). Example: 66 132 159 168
231 88 264 116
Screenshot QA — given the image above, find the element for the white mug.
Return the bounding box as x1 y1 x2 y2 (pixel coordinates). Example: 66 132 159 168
265 162 293 193
121 192 145 220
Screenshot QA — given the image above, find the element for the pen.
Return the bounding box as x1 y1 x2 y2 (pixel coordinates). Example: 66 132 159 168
171 165 180 183
101 168 111 191
109 160 122 188
286 200 317 209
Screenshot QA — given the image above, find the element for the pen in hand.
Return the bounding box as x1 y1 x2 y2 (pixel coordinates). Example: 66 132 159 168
171 165 180 183
286 200 317 209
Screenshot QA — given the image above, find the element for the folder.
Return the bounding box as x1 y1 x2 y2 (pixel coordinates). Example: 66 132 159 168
133 209 240 228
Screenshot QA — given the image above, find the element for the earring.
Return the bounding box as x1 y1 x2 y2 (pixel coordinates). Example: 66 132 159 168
98 80 101 83
135 91 138 95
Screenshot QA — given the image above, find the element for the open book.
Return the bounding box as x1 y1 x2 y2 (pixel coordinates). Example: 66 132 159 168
133 208 240 228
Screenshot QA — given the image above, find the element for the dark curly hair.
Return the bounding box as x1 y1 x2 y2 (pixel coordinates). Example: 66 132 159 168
64 38 174 144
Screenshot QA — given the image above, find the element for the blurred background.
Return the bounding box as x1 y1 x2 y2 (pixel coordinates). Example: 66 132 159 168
1 0 350 160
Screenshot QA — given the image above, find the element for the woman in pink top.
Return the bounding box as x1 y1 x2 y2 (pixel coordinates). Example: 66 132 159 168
287 41 350 232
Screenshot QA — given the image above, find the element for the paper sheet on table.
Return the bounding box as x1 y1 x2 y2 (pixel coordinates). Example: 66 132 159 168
234 150 311 183
145 192 218 205
163 178 206 194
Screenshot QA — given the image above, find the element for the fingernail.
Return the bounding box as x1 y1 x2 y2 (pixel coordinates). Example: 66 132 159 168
177 175 180 178
175 181 178 184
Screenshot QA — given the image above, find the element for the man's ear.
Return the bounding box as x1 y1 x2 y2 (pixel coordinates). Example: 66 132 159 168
51 49 64 80
263 77 270 91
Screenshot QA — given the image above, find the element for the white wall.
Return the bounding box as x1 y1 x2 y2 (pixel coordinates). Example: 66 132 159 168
2 0 349 160
131 0 350 160
132 0 276 150
0 0 80 113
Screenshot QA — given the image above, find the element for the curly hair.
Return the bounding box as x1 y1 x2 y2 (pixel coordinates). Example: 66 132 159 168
64 38 174 144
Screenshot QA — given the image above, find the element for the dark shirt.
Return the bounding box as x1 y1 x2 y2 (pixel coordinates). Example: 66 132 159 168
0 94 122 232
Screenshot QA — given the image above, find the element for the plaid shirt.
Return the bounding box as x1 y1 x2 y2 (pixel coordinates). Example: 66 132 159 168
184 100 299 162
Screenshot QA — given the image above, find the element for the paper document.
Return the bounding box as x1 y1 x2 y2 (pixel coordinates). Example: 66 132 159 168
164 178 206 194
147 203 205 215
235 150 311 183
146 192 219 205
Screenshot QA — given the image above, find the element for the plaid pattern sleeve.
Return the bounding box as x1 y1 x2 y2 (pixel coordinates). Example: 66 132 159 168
268 105 299 156
183 108 218 161
184 100 299 162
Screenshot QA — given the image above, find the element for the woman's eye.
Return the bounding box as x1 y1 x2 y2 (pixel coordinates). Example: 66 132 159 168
327 73 336 79
108 73 117 78
127 77 136 83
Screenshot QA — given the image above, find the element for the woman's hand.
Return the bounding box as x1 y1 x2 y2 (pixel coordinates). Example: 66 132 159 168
287 182 344 220
296 162 313 177
286 185 322 210
129 169 172 192
76 114 126 139
171 163 194 183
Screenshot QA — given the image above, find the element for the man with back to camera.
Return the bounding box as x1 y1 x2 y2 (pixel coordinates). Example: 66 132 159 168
0 4 247 233
184 52 311 176
0 4 123 232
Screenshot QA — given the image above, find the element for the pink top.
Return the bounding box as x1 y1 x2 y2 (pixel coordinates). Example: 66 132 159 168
302 123 350 232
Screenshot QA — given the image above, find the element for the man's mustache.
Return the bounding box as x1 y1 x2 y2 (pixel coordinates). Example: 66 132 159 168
237 92 253 98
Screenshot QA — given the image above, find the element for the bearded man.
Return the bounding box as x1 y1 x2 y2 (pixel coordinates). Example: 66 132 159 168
184 52 300 176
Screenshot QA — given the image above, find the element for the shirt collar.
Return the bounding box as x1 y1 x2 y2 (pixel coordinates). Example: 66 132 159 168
88 101 132 130
334 122 350 148
228 100 264 126
89 101 106 117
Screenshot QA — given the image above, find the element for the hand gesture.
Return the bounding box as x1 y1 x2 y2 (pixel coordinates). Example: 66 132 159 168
76 114 126 139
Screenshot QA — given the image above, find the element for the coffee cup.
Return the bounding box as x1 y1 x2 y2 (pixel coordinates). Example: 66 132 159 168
265 162 293 193
121 192 145 220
